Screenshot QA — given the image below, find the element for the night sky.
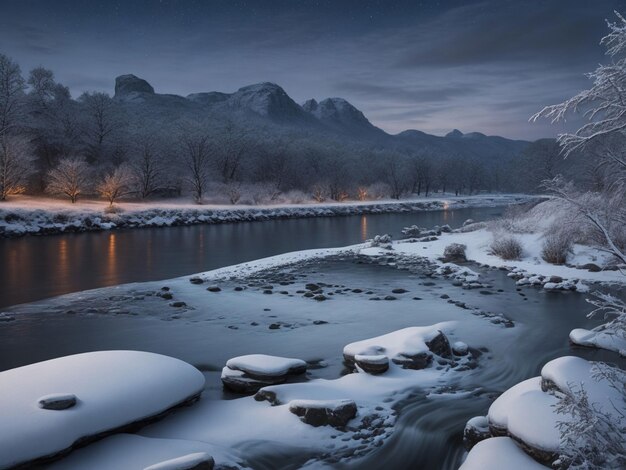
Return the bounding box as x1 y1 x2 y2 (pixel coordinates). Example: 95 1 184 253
0 0 621 139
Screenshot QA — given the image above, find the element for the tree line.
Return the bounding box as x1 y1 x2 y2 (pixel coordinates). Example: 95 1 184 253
0 52 563 205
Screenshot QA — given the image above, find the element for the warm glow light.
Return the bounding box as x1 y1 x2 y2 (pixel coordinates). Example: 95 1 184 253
360 215 368 241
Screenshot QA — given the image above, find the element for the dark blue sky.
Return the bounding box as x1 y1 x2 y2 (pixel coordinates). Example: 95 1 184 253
0 0 621 139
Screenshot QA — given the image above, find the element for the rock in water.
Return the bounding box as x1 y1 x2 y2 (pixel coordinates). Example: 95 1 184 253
288 399 357 428
37 393 77 410
221 354 307 394
354 354 389 374
463 416 491 450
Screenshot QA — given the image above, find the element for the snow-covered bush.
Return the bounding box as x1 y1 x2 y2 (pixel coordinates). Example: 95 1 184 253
489 236 523 260
365 182 391 200
370 234 392 249
103 204 124 215
443 243 467 263
555 362 626 469
587 292 626 343
541 232 573 265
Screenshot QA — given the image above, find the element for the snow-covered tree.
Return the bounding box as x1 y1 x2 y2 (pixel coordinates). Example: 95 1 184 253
97 164 132 206
0 134 35 200
46 156 91 203
532 11 626 265
0 54 25 137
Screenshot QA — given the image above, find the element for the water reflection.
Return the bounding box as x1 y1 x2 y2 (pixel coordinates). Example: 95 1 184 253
360 215 368 241
0 206 505 308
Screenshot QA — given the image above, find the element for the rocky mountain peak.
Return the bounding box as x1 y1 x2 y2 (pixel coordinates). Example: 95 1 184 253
114 74 155 97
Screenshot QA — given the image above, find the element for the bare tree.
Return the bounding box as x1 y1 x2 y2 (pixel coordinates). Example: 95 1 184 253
46 157 91 203
0 54 25 137
0 134 35 200
79 92 122 162
97 164 133 206
179 128 212 203
130 136 167 199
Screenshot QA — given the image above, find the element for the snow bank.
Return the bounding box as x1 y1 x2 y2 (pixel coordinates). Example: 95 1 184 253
0 351 205 468
0 194 534 238
570 328 626 356
460 437 548 470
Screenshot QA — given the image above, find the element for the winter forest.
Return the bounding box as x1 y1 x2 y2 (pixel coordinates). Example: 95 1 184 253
0 54 600 206
0 2 625 470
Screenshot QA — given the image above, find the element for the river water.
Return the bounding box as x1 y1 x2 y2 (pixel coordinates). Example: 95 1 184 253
1 205 622 469
0 206 503 308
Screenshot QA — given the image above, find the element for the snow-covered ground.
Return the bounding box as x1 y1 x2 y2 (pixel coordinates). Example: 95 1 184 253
0 193 535 237
0 351 205 468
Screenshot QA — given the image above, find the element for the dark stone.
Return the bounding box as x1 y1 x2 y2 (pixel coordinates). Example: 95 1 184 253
313 320 328 325
305 283 320 291
269 323 281 329
440 294 450 299
234 286 244 291
442 243 467 263
463 416 491 450
289 400 357 428
352 288 363 293
38 394 77 410
549 276 563 283
160 292 173 300
355 355 389 374
425 331 452 358
206 286 221 292
313 295 327 301
170 301 186 308
189 277 204 285
391 288 408 294
582 263 601 272
392 352 432 370
263 290 273 295
303 292 314 298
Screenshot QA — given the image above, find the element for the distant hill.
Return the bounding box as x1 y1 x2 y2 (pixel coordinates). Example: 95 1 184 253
113 74 530 160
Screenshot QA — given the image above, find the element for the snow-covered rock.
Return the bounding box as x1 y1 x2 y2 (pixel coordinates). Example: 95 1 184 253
463 416 491 450
221 354 307 394
354 354 389 374
343 324 454 371
569 328 626 356
460 436 549 470
0 351 205 468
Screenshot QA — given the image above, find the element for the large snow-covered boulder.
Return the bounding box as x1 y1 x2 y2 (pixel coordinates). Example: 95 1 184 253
221 354 307 394
0 351 205 469
460 437 548 470
484 356 626 467
343 324 453 371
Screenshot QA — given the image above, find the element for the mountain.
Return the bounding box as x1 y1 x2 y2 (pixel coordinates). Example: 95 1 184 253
112 74 530 159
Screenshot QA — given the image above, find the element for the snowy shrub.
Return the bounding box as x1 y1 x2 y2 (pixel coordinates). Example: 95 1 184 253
280 190 308 204
489 236 523 260
311 184 327 203
455 221 488 233
586 292 626 342
555 363 626 469
443 243 467 262
366 182 391 200
541 232 573 265
370 234 392 249
104 204 124 215
356 187 368 201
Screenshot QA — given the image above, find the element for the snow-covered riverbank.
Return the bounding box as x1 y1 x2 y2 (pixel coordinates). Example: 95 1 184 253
0 194 535 238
